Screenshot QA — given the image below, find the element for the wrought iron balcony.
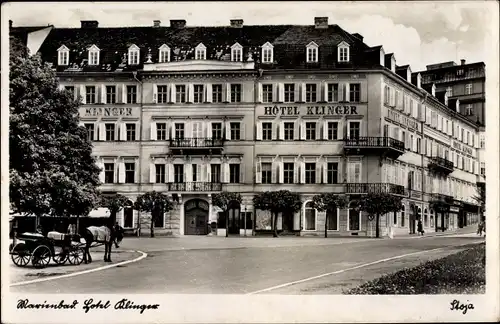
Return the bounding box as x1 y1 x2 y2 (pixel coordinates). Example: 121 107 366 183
168 137 225 155
428 157 454 175
346 183 406 196
430 193 455 205
168 182 222 192
343 137 405 158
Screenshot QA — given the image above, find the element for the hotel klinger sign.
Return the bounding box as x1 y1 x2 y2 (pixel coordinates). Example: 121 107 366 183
263 105 360 116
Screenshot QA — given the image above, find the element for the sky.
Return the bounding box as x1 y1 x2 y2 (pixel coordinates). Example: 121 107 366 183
4 1 498 71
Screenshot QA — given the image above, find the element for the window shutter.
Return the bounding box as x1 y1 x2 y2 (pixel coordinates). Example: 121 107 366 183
205 84 212 103
150 122 157 140
323 120 328 140
206 122 212 139
338 84 343 103
187 83 194 103
121 84 127 103
279 121 285 140
195 164 202 182
300 83 306 102
239 164 244 183
240 122 245 141
300 121 306 140
347 163 354 183
185 121 192 139
271 161 278 184
99 124 106 141
100 84 106 103
278 83 284 102
293 120 300 140
271 121 277 140
322 161 327 184
97 160 105 183
222 162 229 183
225 121 231 140
256 121 262 140
183 164 188 183
299 161 306 184
257 84 263 103
152 84 157 103
166 163 173 183
150 163 156 183
293 161 299 183
315 163 321 184
338 120 344 140
185 163 192 183
294 83 299 103
170 123 176 139
118 162 125 183
120 123 126 141
344 83 350 102
169 83 175 103
80 85 86 104
278 161 284 183
206 164 212 182
323 81 328 102
255 160 262 184
225 83 231 102
316 121 321 140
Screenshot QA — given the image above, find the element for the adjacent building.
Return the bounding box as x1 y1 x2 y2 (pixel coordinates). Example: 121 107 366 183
11 17 483 237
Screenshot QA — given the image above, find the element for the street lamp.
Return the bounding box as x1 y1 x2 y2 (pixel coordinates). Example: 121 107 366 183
244 205 247 237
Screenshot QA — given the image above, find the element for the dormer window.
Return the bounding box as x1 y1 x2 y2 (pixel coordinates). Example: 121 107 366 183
231 43 243 62
306 41 318 63
57 45 69 65
158 44 170 63
88 45 100 66
195 43 206 60
128 44 140 65
337 41 350 62
261 42 274 64
446 87 453 97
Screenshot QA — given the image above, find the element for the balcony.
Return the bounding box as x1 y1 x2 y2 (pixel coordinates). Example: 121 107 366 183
343 137 405 159
168 137 225 155
430 193 455 205
168 182 222 192
428 157 454 175
346 183 406 196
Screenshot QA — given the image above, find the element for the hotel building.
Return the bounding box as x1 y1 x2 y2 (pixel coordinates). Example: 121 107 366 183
11 17 483 237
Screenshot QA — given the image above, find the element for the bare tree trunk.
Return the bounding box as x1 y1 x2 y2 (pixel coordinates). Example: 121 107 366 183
375 213 380 238
225 210 229 237
324 211 328 238
150 209 155 238
273 212 279 238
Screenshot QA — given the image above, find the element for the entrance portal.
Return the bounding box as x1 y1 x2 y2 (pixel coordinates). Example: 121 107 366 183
184 199 210 235
227 200 241 235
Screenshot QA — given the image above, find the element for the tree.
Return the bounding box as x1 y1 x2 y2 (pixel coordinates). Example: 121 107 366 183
355 192 404 238
9 41 101 225
312 193 349 238
100 193 130 226
134 191 174 237
253 190 302 237
212 192 242 237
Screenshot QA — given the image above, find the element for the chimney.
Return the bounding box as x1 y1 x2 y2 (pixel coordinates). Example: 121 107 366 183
153 20 161 27
352 33 364 42
81 20 99 29
314 17 328 29
170 19 186 29
230 19 244 28
461 59 466 65
417 73 422 89
9 20 13 28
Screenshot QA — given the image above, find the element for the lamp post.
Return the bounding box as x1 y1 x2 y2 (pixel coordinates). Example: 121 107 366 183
244 205 247 237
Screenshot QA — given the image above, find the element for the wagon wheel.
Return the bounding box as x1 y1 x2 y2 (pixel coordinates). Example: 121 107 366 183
10 243 31 267
32 245 51 268
53 253 68 265
67 247 84 265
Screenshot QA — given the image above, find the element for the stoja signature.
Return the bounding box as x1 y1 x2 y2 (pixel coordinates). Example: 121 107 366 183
450 299 474 315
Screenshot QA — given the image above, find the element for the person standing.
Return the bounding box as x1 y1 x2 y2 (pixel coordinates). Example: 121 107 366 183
417 219 424 236
477 220 484 236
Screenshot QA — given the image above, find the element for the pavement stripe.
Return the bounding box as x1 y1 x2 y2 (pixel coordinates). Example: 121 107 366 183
246 241 483 295
10 250 147 287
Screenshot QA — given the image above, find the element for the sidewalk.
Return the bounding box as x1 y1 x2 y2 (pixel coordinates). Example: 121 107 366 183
391 226 479 240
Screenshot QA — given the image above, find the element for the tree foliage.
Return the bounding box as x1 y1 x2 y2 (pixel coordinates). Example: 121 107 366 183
9 40 100 220
312 193 349 238
253 190 302 237
134 191 174 237
100 193 130 225
212 192 242 211
355 192 403 238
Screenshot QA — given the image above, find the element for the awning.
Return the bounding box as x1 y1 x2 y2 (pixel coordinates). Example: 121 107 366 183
88 208 111 218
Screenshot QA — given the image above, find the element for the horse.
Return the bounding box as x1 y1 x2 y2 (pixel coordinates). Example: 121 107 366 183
83 225 123 263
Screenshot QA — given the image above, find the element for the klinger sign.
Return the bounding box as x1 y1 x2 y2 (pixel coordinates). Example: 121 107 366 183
84 107 133 117
264 105 359 116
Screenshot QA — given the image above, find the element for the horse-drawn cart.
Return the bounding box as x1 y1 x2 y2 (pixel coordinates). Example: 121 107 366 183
10 231 86 268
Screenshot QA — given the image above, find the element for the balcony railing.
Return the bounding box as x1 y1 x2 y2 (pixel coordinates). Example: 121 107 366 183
344 137 404 150
346 183 405 196
168 138 225 148
428 157 454 174
168 182 222 192
430 193 455 205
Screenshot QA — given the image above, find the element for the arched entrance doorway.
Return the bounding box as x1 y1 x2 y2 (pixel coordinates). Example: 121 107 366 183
227 200 241 235
184 199 210 235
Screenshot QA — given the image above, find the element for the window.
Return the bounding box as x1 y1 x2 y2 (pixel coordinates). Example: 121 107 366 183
229 164 240 183
194 84 204 103
126 123 136 141
306 42 318 63
230 122 241 140
127 85 137 104
155 164 165 183
466 104 474 116
212 122 223 139
457 69 464 76
304 201 316 230
327 162 339 184
393 211 398 226
174 123 184 139
174 164 184 183
88 46 100 65
106 85 116 104
283 163 294 184
349 83 360 102
338 42 350 62
327 208 338 231
348 202 360 231
480 135 485 148
284 122 294 140
176 85 186 103
417 138 421 153
84 124 95 141
480 162 485 176
157 85 168 103
262 84 273 103
86 86 96 104
400 205 405 227
195 43 206 60
306 122 316 140
58 46 69 65
305 84 317 103
284 84 295 103
231 44 242 62
212 84 222 103
125 163 135 183
262 122 272 140
305 163 316 184
261 43 273 63
348 121 360 139
261 163 272 184
230 84 242 102
211 164 221 183
192 164 198 182
158 45 170 63
465 83 472 95
446 87 453 97
156 123 167 141
328 83 339 102
384 85 390 105
128 45 140 65
104 163 115 183
409 134 414 151
105 124 115 141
